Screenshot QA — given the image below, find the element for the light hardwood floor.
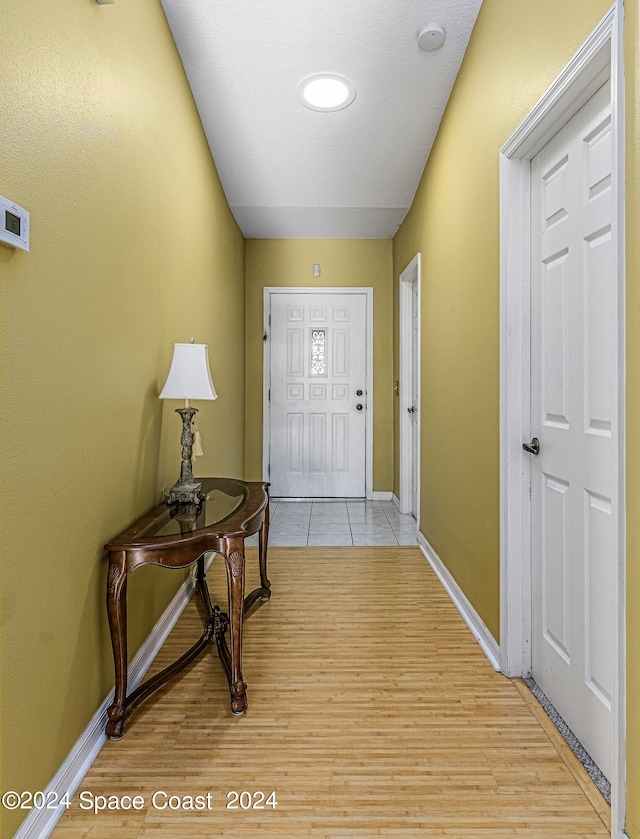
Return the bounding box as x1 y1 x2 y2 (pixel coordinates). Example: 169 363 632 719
52 547 610 838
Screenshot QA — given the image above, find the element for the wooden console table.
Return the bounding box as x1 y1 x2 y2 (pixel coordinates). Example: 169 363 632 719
104 477 270 739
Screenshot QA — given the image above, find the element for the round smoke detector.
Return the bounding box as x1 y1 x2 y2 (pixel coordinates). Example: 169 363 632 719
417 23 446 51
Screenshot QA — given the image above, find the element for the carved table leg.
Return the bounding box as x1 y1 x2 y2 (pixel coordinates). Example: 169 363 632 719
106 552 128 739
223 540 247 715
196 554 215 618
258 502 271 595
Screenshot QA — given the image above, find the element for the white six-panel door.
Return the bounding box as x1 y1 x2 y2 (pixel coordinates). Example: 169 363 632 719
411 279 420 518
530 81 615 781
399 254 421 519
268 291 368 497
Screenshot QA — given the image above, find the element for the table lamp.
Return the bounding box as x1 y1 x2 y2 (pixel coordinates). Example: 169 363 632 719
160 340 218 505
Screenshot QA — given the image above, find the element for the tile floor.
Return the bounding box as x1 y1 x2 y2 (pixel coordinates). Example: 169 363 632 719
247 499 418 547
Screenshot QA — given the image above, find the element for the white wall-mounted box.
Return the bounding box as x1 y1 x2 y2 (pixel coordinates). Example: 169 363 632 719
0 197 30 251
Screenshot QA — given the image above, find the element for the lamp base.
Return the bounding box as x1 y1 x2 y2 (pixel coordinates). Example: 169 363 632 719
167 480 203 506
166 405 203 508
167 480 204 533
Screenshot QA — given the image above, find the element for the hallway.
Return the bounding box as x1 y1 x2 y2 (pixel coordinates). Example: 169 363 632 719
52 546 609 838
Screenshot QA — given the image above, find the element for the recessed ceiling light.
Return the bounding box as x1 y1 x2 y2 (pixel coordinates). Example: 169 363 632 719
297 74 356 112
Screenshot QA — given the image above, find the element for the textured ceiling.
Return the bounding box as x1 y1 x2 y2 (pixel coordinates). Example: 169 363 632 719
160 0 483 238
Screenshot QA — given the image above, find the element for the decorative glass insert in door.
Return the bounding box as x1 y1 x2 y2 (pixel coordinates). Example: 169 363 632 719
310 328 327 376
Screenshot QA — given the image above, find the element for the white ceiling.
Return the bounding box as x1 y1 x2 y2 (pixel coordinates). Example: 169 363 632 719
159 0 483 239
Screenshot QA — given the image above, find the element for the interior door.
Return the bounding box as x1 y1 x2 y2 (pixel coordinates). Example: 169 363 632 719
399 255 420 518
268 291 368 497
529 81 615 780
411 278 419 518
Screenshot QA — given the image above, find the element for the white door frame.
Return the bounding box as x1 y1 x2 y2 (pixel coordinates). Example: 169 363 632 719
499 5 626 836
263 287 374 499
399 254 421 523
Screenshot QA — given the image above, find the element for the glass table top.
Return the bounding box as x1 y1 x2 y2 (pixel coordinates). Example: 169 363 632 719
111 477 253 545
151 488 245 539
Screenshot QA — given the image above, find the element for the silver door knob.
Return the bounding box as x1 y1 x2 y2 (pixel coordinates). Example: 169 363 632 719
522 437 540 455
356 404 364 411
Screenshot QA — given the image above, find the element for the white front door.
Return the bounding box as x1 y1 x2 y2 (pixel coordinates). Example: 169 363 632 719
268 290 368 497
529 81 615 780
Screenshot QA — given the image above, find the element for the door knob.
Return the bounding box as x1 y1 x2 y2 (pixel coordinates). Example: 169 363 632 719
356 389 363 396
356 404 364 411
522 437 540 455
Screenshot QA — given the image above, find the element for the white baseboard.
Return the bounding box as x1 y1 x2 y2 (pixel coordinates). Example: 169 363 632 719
391 493 401 511
417 533 501 671
372 491 393 501
13 560 206 839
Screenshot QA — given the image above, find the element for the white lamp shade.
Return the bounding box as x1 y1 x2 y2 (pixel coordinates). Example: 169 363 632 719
159 343 218 401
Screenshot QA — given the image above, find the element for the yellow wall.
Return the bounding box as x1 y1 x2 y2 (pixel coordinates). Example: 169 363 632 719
393 0 639 830
244 239 394 493
0 2 245 836
393 0 612 645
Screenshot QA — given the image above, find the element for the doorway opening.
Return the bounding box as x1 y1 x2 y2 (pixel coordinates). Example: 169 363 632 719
399 254 421 525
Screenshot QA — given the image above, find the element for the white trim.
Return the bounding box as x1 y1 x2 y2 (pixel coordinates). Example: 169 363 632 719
499 6 625 836
399 254 421 522
501 14 612 160
14 562 207 839
391 492 401 511
263 287 374 499
417 532 501 671
372 491 393 501
611 6 627 835
499 140 533 680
